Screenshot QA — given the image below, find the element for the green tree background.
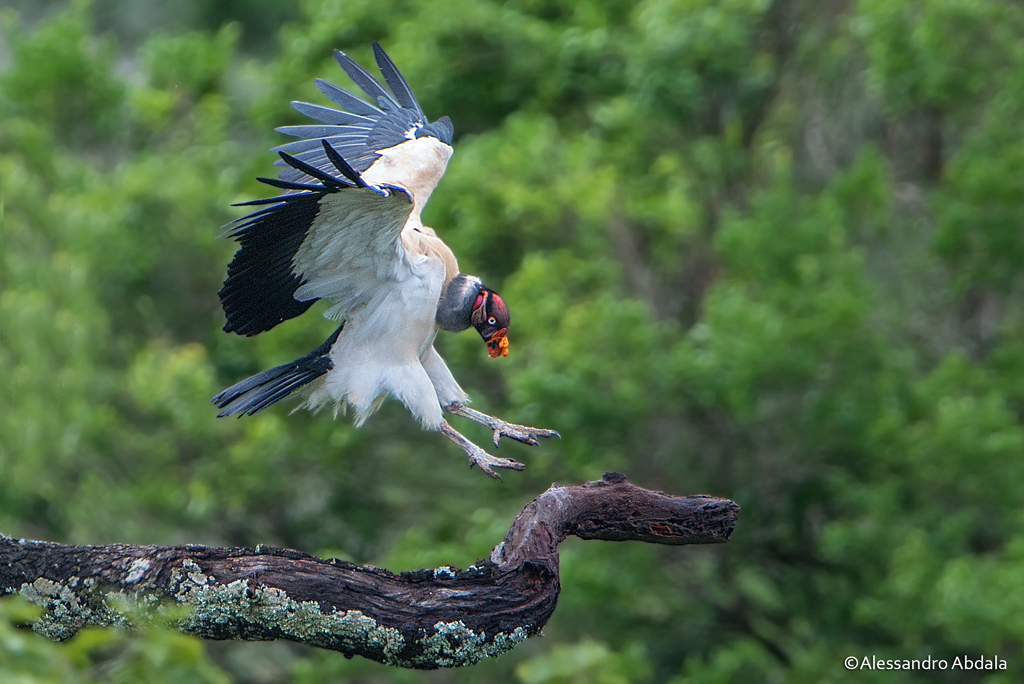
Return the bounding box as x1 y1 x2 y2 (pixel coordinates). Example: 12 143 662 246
3 0 1024 681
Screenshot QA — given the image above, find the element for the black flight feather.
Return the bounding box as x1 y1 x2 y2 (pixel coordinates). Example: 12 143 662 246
291 100 375 126
272 138 366 157
232 193 318 207
219 189 326 336
277 151 346 188
276 125 372 139
333 49 398 111
256 177 327 192
321 140 365 186
372 42 423 114
316 78 381 118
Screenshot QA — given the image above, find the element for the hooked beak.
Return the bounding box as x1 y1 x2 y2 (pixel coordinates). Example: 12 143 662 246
486 328 509 358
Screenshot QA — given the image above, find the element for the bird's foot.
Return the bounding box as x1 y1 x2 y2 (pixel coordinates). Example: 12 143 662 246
486 418 560 448
440 420 525 480
466 444 526 480
444 403 560 448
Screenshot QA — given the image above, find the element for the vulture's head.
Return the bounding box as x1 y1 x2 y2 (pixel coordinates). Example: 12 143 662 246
436 274 510 358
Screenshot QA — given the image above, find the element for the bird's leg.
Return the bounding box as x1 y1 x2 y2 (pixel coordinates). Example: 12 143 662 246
443 402 560 448
440 420 525 479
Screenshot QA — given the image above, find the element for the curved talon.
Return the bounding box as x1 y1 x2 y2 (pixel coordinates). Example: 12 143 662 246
492 423 555 448
436 405 557 475
488 427 541 448
442 403 558 469
441 419 525 480
469 452 525 480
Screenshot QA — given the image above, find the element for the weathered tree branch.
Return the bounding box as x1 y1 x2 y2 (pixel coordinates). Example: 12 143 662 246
0 473 738 669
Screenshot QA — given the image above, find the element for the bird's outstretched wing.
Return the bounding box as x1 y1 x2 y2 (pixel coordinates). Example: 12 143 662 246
220 142 415 336
275 43 454 185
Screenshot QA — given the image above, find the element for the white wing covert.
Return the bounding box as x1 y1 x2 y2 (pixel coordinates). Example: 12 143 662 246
219 142 415 335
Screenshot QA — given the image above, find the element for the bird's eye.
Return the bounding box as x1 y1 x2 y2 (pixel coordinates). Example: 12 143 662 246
488 316 496 326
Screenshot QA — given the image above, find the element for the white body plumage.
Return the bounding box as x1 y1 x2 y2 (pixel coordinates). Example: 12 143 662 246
293 136 463 427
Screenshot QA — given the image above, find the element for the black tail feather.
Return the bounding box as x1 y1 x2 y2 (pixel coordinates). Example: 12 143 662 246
214 325 343 417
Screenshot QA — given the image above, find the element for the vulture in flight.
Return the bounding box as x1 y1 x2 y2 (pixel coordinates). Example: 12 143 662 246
213 44 557 477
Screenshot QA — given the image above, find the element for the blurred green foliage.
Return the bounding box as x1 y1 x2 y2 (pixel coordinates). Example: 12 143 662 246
3 0 1024 682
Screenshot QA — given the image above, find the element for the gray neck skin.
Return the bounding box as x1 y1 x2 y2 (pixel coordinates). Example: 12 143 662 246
436 274 482 332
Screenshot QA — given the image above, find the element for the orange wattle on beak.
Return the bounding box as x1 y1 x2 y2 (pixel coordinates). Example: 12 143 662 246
487 328 509 358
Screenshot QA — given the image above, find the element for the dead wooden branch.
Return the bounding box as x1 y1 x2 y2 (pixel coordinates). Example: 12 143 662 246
0 473 738 669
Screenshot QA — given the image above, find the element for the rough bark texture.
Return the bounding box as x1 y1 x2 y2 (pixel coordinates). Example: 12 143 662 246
0 473 739 669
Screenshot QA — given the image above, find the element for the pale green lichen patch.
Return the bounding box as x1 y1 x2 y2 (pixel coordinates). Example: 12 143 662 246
169 561 530 667
19 577 124 640
171 560 407 663
415 621 529 667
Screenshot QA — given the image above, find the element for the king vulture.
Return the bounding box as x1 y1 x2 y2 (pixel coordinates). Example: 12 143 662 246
212 44 557 478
